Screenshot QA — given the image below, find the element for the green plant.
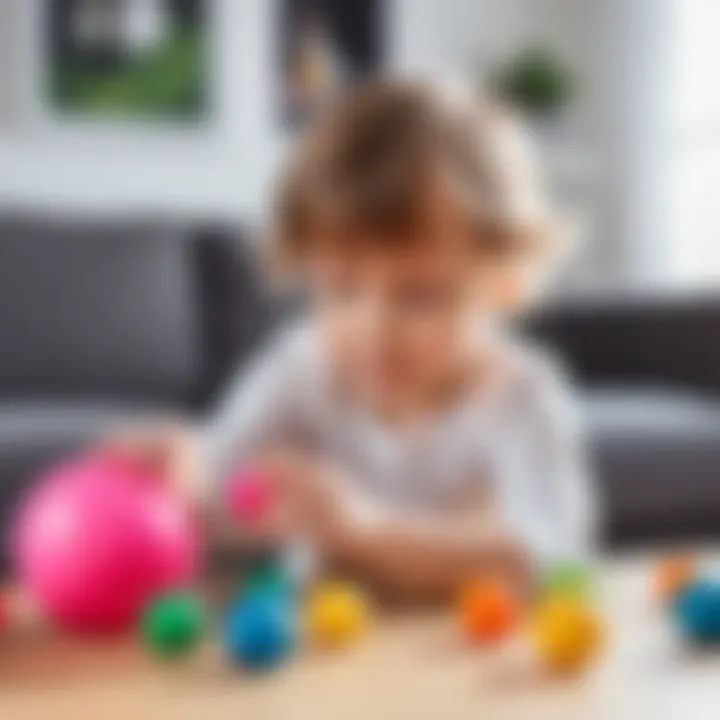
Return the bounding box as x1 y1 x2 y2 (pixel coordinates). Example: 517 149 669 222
493 46 575 115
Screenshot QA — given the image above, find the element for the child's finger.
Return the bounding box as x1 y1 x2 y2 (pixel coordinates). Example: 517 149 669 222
253 451 314 495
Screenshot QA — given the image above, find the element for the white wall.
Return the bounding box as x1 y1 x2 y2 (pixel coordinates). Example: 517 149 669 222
589 0 676 287
2 0 675 290
0 1 16 129
390 0 527 74
0 0 278 220
515 0 676 289
0 0 530 221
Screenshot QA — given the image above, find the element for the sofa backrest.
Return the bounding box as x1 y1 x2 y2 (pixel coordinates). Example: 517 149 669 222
526 294 720 394
4 218 718 405
192 224 279 406
0 218 206 404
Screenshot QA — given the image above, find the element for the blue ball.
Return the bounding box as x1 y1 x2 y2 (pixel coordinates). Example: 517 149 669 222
674 579 720 644
224 595 297 671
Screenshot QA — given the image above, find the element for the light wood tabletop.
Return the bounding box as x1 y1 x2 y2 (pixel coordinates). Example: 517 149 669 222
0 555 711 720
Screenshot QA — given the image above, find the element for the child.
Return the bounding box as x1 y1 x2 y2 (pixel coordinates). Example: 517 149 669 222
116 80 594 601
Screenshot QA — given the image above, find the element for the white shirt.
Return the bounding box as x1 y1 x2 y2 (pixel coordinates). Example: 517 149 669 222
205 323 596 566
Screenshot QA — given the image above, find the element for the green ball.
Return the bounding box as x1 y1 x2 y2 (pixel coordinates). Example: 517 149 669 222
142 594 206 659
542 561 595 599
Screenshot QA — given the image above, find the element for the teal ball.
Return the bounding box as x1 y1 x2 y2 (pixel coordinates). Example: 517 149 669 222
244 561 296 600
674 579 720 644
225 595 296 671
141 593 205 659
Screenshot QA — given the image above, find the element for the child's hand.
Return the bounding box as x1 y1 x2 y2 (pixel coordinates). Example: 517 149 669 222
252 451 358 546
100 421 202 503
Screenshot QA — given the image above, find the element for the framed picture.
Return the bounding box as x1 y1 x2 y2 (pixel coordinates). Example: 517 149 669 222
46 0 209 123
279 0 385 128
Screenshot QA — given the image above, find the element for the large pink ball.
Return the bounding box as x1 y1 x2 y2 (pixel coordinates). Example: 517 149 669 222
12 454 201 633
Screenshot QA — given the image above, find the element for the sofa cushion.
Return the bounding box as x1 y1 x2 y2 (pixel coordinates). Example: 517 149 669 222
585 389 720 539
0 219 202 403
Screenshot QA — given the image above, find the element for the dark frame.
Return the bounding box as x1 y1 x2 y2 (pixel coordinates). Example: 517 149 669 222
279 0 385 128
47 0 209 123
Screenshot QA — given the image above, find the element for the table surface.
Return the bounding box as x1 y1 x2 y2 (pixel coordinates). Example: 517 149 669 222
0 554 712 720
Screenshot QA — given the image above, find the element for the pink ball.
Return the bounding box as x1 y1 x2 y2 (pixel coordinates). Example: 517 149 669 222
226 471 274 525
12 453 201 634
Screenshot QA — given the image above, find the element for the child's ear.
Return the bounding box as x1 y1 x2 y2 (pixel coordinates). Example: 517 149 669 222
484 257 564 315
485 260 545 313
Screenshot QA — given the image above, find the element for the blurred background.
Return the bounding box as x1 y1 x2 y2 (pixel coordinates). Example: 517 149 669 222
0 0 718 555
0 0 717 288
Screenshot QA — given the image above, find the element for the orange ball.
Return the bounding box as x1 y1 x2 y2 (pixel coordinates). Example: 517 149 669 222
459 579 520 645
653 555 697 604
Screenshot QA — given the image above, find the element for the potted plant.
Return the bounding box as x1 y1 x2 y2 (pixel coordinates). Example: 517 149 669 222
492 45 575 126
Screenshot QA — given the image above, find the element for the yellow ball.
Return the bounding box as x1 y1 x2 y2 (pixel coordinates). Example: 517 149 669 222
306 582 370 649
531 597 605 674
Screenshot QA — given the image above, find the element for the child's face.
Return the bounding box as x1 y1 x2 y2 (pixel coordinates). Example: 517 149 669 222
309 236 512 417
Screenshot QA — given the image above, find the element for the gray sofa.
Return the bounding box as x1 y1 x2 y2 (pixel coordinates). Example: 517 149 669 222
528 298 720 544
1 216 719 555
0 217 271 559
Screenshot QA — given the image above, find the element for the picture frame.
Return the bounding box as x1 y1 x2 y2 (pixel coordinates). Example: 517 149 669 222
279 0 385 128
45 0 209 124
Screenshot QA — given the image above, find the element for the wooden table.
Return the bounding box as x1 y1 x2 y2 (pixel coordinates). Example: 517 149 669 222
0 555 709 720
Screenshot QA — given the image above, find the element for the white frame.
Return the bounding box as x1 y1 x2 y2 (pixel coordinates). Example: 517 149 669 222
16 0 219 142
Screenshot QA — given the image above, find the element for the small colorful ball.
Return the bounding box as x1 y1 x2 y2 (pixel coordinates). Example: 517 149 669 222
306 582 370 649
532 596 605 674
141 593 205 659
226 471 274 525
225 595 296 671
653 555 697 606
244 560 296 600
673 578 720 644
459 578 521 645
542 561 595 600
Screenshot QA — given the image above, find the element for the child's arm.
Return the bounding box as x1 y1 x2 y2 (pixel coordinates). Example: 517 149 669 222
330 509 533 602
345 378 594 601
267 361 595 602
259 454 531 601
102 328 308 522
103 421 203 502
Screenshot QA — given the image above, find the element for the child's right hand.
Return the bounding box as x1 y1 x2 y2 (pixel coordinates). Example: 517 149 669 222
100 421 202 503
251 450 363 548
